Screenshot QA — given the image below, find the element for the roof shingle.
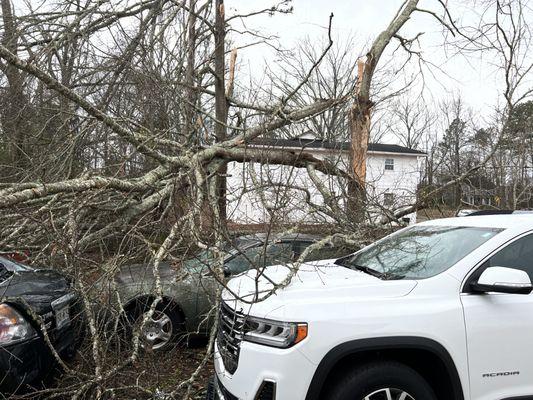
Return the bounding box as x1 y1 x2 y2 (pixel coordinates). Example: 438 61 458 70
250 137 427 155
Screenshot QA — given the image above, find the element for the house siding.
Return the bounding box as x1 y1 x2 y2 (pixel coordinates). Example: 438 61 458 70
226 147 423 225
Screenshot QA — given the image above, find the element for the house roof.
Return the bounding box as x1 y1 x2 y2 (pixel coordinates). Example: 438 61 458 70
250 137 427 156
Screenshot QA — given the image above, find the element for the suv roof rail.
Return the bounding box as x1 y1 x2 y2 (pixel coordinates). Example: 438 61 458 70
463 210 533 217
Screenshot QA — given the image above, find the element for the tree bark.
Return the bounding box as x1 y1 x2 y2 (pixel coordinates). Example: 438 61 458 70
350 60 371 187
214 0 228 225
1 0 29 174
184 0 198 145
348 60 371 217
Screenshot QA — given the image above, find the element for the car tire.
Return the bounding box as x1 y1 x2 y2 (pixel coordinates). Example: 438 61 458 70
126 300 184 352
205 377 216 400
325 361 437 400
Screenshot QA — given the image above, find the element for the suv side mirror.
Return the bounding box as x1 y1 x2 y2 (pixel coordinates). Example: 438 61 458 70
471 267 533 295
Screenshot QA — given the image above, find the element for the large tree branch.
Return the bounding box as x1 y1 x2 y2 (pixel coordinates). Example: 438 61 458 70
220 98 344 148
359 0 419 99
211 146 353 180
0 166 170 208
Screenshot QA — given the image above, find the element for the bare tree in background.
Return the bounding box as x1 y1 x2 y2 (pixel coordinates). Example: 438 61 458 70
1 0 35 174
390 0 533 221
271 37 359 141
388 96 434 149
422 0 533 213
436 97 473 207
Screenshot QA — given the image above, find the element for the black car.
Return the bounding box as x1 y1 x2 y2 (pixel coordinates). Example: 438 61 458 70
0 256 80 394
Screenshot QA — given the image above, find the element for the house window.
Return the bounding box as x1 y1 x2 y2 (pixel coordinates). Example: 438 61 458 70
385 158 395 171
384 193 395 207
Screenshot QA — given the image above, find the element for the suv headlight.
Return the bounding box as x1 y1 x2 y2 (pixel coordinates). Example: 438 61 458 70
243 316 307 348
0 303 37 344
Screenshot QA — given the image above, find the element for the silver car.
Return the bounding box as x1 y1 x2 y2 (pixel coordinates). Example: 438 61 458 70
100 234 355 350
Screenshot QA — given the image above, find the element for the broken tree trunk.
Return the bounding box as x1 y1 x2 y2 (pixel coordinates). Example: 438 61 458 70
350 59 371 187
348 59 372 219
347 0 420 219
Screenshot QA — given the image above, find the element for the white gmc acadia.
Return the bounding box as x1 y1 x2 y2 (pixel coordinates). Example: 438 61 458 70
208 214 533 400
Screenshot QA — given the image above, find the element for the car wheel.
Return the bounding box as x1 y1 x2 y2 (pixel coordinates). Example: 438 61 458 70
127 301 183 351
325 361 437 400
205 377 216 400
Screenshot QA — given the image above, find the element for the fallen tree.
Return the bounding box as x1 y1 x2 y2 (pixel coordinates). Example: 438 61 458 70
0 0 530 399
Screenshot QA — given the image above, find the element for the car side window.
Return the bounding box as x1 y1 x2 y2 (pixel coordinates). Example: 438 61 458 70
302 243 360 262
303 243 336 262
266 242 294 265
487 233 533 280
225 243 294 275
291 241 311 260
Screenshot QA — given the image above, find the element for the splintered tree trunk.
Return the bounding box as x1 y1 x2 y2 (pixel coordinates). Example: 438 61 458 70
214 0 228 226
350 101 371 188
348 61 371 219
348 99 371 219
346 0 420 220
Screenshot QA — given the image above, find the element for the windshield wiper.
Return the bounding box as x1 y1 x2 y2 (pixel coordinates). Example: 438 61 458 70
350 265 388 279
334 257 387 279
334 257 405 280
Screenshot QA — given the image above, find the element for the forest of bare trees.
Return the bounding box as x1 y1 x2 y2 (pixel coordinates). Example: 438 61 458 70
0 0 531 398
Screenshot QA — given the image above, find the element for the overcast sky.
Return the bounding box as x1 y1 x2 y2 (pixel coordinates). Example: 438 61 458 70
9 0 514 117
226 0 505 118
10 0 528 138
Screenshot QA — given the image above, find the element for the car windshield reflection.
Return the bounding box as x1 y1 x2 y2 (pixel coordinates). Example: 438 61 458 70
337 225 502 280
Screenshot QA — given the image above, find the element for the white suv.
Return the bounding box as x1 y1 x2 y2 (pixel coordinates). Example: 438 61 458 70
209 214 533 400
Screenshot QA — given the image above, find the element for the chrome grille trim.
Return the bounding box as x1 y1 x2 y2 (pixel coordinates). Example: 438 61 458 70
217 301 245 374
51 292 76 310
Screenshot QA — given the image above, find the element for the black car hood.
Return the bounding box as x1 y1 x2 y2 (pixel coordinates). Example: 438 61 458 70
0 269 71 314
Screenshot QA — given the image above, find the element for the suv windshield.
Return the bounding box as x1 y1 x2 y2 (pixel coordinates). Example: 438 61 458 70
337 225 502 280
183 239 260 271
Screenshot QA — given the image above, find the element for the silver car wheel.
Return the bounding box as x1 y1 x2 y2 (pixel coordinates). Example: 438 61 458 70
135 310 174 350
363 388 415 400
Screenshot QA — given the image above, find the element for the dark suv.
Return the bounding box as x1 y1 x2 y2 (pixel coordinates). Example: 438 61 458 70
0 256 81 394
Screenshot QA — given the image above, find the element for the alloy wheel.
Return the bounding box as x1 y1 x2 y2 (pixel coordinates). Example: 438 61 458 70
363 388 415 400
135 310 174 350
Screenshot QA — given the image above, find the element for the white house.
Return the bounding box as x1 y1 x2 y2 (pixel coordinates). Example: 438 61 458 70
226 133 426 225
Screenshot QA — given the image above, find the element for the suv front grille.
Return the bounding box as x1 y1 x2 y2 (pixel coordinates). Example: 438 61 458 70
217 301 245 374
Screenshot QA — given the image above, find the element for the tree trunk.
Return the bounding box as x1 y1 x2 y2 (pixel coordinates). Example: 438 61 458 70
184 0 198 145
347 60 372 218
1 0 29 176
346 0 420 219
454 135 461 206
348 96 371 217
214 0 228 226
